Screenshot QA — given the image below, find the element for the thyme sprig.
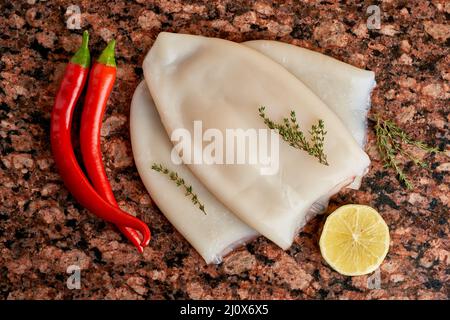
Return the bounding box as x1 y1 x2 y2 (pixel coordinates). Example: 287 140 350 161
258 106 328 165
151 163 206 214
374 115 440 190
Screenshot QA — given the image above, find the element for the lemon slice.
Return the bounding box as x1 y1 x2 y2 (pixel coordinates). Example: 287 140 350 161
319 204 390 276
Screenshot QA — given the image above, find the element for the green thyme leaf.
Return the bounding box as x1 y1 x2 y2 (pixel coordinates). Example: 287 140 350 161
373 115 440 190
258 106 328 165
151 163 207 215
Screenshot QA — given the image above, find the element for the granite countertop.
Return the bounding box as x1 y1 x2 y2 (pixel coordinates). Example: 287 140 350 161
0 1 448 300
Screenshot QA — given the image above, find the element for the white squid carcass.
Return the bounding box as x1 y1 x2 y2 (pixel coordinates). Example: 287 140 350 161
142 32 371 250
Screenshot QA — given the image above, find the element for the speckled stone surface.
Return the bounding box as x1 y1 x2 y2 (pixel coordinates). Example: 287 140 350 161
0 0 449 300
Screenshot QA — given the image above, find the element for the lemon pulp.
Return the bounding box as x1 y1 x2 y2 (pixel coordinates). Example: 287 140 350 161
319 204 390 276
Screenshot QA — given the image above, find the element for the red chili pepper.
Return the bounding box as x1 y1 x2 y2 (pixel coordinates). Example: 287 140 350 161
50 31 150 248
80 40 145 252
